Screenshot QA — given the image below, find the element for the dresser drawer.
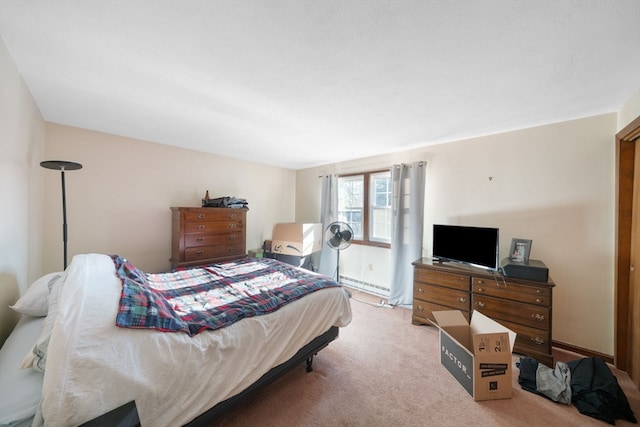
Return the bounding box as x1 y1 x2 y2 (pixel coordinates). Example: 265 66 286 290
414 283 470 310
472 294 550 330
472 278 550 306
496 318 551 355
414 269 470 291
185 244 245 262
185 221 244 234
413 299 470 325
185 210 245 222
185 233 242 247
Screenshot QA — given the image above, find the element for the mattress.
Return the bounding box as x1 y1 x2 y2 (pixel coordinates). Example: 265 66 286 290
0 315 45 427
34 254 352 426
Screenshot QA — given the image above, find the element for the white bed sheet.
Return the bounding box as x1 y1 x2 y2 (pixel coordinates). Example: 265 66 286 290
0 315 44 427
36 254 352 426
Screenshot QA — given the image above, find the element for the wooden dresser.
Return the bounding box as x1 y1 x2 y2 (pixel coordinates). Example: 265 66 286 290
170 207 247 269
412 258 555 367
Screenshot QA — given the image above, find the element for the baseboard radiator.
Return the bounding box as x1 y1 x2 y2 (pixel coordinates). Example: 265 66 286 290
340 276 390 298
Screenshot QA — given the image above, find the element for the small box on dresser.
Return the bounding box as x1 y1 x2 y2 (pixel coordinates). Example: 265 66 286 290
170 207 247 269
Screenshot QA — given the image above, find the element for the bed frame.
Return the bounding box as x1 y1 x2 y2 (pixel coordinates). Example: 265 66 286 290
186 326 339 426
82 326 339 426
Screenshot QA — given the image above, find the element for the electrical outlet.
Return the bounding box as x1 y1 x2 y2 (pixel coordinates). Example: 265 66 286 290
367 264 373 271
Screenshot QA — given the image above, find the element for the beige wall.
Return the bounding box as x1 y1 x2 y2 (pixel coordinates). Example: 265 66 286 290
0 37 46 344
43 124 296 273
618 88 640 131
297 114 619 356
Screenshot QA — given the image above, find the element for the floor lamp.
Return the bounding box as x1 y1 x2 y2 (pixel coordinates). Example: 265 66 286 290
40 160 83 270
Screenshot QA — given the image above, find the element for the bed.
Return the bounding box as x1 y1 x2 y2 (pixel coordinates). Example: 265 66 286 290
0 254 352 426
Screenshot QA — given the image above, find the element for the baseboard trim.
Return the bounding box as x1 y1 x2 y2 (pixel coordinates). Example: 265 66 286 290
340 276 389 298
552 340 614 365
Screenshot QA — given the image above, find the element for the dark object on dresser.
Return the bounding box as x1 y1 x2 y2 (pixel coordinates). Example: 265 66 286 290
501 258 549 282
202 195 248 208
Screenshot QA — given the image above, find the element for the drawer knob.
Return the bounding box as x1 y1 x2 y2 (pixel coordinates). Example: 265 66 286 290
536 289 542 294
229 213 236 219
477 280 484 284
531 337 545 345
417 305 424 311
229 224 236 229
196 237 204 242
475 301 485 308
228 247 235 253
197 214 205 219
228 234 236 240
458 297 467 303
417 288 424 293
195 250 204 256
477 287 484 292
198 225 205 230
535 298 542 303
532 313 545 322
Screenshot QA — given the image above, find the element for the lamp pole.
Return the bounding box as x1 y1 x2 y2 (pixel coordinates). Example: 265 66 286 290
40 160 83 269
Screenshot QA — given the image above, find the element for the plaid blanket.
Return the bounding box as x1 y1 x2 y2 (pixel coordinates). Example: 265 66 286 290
112 255 341 335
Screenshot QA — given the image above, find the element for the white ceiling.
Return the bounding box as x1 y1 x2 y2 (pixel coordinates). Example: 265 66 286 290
1 1 639 170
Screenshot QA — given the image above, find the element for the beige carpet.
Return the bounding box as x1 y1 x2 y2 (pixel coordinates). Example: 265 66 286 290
209 289 640 427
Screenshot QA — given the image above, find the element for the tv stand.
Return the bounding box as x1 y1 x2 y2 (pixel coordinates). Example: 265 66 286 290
412 258 555 367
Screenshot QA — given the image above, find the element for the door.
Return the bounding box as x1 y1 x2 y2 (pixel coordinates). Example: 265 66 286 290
616 115 640 388
631 140 640 386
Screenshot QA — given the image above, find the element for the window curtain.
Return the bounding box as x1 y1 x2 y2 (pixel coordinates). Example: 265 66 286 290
317 174 338 279
389 162 426 306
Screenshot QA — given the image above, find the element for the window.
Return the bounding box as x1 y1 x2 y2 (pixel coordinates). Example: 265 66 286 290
338 170 391 247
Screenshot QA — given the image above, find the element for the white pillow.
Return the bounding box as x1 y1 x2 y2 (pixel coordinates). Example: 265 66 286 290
9 272 62 317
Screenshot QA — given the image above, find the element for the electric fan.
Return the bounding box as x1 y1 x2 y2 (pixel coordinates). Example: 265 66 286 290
324 221 353 282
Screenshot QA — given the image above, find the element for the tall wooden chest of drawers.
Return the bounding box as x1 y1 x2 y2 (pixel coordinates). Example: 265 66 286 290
412 258 555 367
170 207 247 269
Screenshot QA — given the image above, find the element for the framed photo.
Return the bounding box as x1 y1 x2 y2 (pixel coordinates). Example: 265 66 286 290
509 238 532 263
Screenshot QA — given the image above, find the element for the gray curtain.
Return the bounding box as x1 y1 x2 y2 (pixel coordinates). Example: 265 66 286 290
317 174 338 279
389 162 426 306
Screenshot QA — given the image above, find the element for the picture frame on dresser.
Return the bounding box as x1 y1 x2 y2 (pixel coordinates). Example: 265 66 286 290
509 238 532 263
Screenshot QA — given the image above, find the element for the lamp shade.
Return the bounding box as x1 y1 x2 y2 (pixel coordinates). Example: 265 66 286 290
40 160 83 171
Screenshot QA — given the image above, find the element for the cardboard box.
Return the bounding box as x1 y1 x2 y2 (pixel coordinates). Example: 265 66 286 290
432 310 516 401
271 223 323 256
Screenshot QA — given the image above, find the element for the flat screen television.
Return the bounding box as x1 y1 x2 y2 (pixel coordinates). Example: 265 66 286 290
432 224 500 271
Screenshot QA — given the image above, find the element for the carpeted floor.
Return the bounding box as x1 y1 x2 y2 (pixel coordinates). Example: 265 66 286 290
209 288 640 426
